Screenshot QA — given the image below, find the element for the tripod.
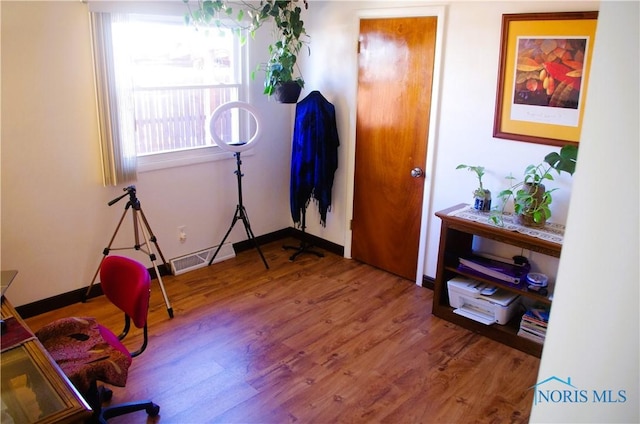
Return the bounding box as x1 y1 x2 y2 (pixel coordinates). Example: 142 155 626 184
208 152 269 269
83 186 174 319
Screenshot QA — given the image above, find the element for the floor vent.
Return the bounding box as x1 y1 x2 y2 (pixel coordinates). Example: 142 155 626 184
170 244 235 275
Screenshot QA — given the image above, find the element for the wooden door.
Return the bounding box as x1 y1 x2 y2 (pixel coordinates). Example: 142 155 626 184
351 16 436 280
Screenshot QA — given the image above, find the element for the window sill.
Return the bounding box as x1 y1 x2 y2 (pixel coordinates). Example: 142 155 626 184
137 146 254 172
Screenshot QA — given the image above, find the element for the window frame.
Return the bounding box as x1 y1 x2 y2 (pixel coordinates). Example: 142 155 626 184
128 15 252 171
90 2 253 175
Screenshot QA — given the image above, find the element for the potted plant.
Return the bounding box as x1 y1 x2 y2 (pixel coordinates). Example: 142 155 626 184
258 1 307 102
492 145 578 227
456 164 491 211
184 0 309 103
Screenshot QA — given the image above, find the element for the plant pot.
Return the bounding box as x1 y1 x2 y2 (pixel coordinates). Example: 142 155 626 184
274 81 302 103
516 183 546 227
473 189 491 212
516 212 546 228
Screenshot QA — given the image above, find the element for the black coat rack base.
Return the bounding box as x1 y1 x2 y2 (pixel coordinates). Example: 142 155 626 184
283 239 324 262
283 210 324 261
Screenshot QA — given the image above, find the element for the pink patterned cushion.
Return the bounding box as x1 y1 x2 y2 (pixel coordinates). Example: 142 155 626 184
36 317 132 393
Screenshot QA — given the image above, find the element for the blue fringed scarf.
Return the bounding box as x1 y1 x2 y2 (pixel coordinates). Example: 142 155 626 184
290 91 340 227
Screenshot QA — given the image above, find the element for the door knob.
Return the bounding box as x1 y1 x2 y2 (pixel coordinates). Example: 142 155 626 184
410 167 424 178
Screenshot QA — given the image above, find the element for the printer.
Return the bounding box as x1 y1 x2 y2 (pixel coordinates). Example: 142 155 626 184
447 277 520 325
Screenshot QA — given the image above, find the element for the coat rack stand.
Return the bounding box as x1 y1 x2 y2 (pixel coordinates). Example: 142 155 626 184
283 208 324 261
287 91 339 262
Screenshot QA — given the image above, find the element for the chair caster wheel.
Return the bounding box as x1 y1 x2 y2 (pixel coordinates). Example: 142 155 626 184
146 403 160 417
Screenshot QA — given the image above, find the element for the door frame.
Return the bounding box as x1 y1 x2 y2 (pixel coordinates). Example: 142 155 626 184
344 6 446 286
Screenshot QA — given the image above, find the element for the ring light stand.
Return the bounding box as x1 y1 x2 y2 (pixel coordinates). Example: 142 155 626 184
206 102 269 269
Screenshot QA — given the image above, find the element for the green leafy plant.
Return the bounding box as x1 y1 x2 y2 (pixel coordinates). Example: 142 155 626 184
457 164 492 211
184 0 309 98
456 164 488 198
492 145 578 226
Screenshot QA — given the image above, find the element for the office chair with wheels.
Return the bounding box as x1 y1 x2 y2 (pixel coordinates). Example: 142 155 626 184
36 255 160 423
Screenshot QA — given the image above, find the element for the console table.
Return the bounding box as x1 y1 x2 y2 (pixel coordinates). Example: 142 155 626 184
433 204 562 357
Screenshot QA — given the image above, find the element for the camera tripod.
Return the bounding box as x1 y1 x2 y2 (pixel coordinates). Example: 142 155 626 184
83 186 174 319
208 151 269 269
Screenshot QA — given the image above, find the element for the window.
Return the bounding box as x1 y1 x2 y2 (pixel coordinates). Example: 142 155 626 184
92 10 249 184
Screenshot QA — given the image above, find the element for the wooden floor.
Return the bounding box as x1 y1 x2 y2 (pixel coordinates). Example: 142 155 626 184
26 238 540 423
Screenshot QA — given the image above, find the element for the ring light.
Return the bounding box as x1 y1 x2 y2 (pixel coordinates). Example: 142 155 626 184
206 101 262 153
204 101 269 269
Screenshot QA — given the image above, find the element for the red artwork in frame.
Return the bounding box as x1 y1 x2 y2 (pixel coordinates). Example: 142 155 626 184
493 11 598 147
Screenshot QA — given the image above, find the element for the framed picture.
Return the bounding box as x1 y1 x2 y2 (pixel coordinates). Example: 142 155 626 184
493 11 598 147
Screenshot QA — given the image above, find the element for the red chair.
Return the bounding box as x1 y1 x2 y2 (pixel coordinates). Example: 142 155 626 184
36 256 160 423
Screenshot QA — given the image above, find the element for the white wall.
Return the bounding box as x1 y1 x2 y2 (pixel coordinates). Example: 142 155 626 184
531 1 639 422
1 1 293 306
1 0 638 420
0 0 603 299
301 0 598 279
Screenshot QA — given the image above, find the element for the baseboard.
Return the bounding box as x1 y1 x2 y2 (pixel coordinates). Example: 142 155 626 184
16 227 344 318
16 287 100 319
234 227 344 257
284 227 345 256
422 275 435 290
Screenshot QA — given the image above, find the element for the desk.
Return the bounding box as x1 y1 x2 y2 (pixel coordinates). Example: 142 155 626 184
1 297 92 423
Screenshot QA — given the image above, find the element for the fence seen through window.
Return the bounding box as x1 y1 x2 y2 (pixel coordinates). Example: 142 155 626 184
112 15 245 156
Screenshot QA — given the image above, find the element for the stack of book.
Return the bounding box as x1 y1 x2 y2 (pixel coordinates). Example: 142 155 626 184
517 307 550 344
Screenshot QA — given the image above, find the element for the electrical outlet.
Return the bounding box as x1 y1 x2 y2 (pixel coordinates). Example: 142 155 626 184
178 226 187 242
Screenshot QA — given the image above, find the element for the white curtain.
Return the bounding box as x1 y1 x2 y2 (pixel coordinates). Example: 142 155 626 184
90 12 137 186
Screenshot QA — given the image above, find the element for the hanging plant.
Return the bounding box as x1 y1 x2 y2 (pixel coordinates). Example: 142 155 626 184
184 0 309 101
